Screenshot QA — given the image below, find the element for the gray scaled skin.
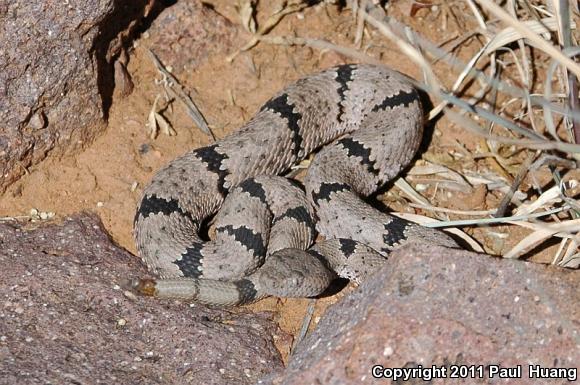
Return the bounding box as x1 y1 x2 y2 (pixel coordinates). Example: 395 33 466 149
132 64 458 306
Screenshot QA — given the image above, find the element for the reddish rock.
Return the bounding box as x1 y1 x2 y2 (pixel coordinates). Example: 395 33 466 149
0 213 283 384
142 0 240 74
0 0 154 192
260 244 579 385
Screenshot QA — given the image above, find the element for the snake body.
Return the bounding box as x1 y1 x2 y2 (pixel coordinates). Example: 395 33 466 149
133 64 457 306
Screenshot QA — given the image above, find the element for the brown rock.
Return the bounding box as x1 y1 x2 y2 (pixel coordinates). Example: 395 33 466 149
0 0 154 192
261 244 579 385
0 213 283 384
142 0 240 74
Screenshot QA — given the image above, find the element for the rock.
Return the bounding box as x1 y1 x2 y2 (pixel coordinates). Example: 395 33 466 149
0 0 154 193
0 213 283 384
142 0 239 74
260 244 579 385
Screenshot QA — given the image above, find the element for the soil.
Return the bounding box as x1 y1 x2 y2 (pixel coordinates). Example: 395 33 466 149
1 0 575 357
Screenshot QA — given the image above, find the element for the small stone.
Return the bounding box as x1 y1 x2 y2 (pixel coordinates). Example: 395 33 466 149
415 183 428 191
383 346 393 356
28 111 47 130
123 290 137 300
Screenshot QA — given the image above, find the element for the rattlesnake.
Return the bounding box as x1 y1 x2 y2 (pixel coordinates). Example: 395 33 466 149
132 64 458 306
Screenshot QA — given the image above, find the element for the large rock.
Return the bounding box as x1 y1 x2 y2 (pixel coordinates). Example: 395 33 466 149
143 0 239 74
0 0 154 192
260 244 579 385
0 213 283 384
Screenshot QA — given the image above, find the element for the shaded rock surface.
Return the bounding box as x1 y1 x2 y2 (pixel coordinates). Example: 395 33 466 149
142 0 239 74
0 0 153 192
0 213 283 385
260 244 580 385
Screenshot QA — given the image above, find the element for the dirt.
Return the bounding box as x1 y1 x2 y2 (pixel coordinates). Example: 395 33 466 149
0 0 575 356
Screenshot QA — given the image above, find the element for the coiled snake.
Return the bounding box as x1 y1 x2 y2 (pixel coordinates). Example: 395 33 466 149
132 64 457 306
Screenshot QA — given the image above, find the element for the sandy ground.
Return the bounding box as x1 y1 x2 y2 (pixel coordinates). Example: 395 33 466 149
0 1 573 346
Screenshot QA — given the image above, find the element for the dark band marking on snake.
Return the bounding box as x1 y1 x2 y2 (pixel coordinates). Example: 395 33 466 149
273 206 313 227
260 94 303 159
336 137 378 175
217 225 267 259
233 279 259 305
381 217 414 250
174 242 205 278
338 238 358 258
193 144 230 196
372 88 419 112
136 195 195 223
311 182 351 204
335 64 356 123
238 178 268 203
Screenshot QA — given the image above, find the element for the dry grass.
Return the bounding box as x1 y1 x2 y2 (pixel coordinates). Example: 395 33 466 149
231 0 580 268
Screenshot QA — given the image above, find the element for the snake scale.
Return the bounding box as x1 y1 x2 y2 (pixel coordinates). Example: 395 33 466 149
132 64 458 306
